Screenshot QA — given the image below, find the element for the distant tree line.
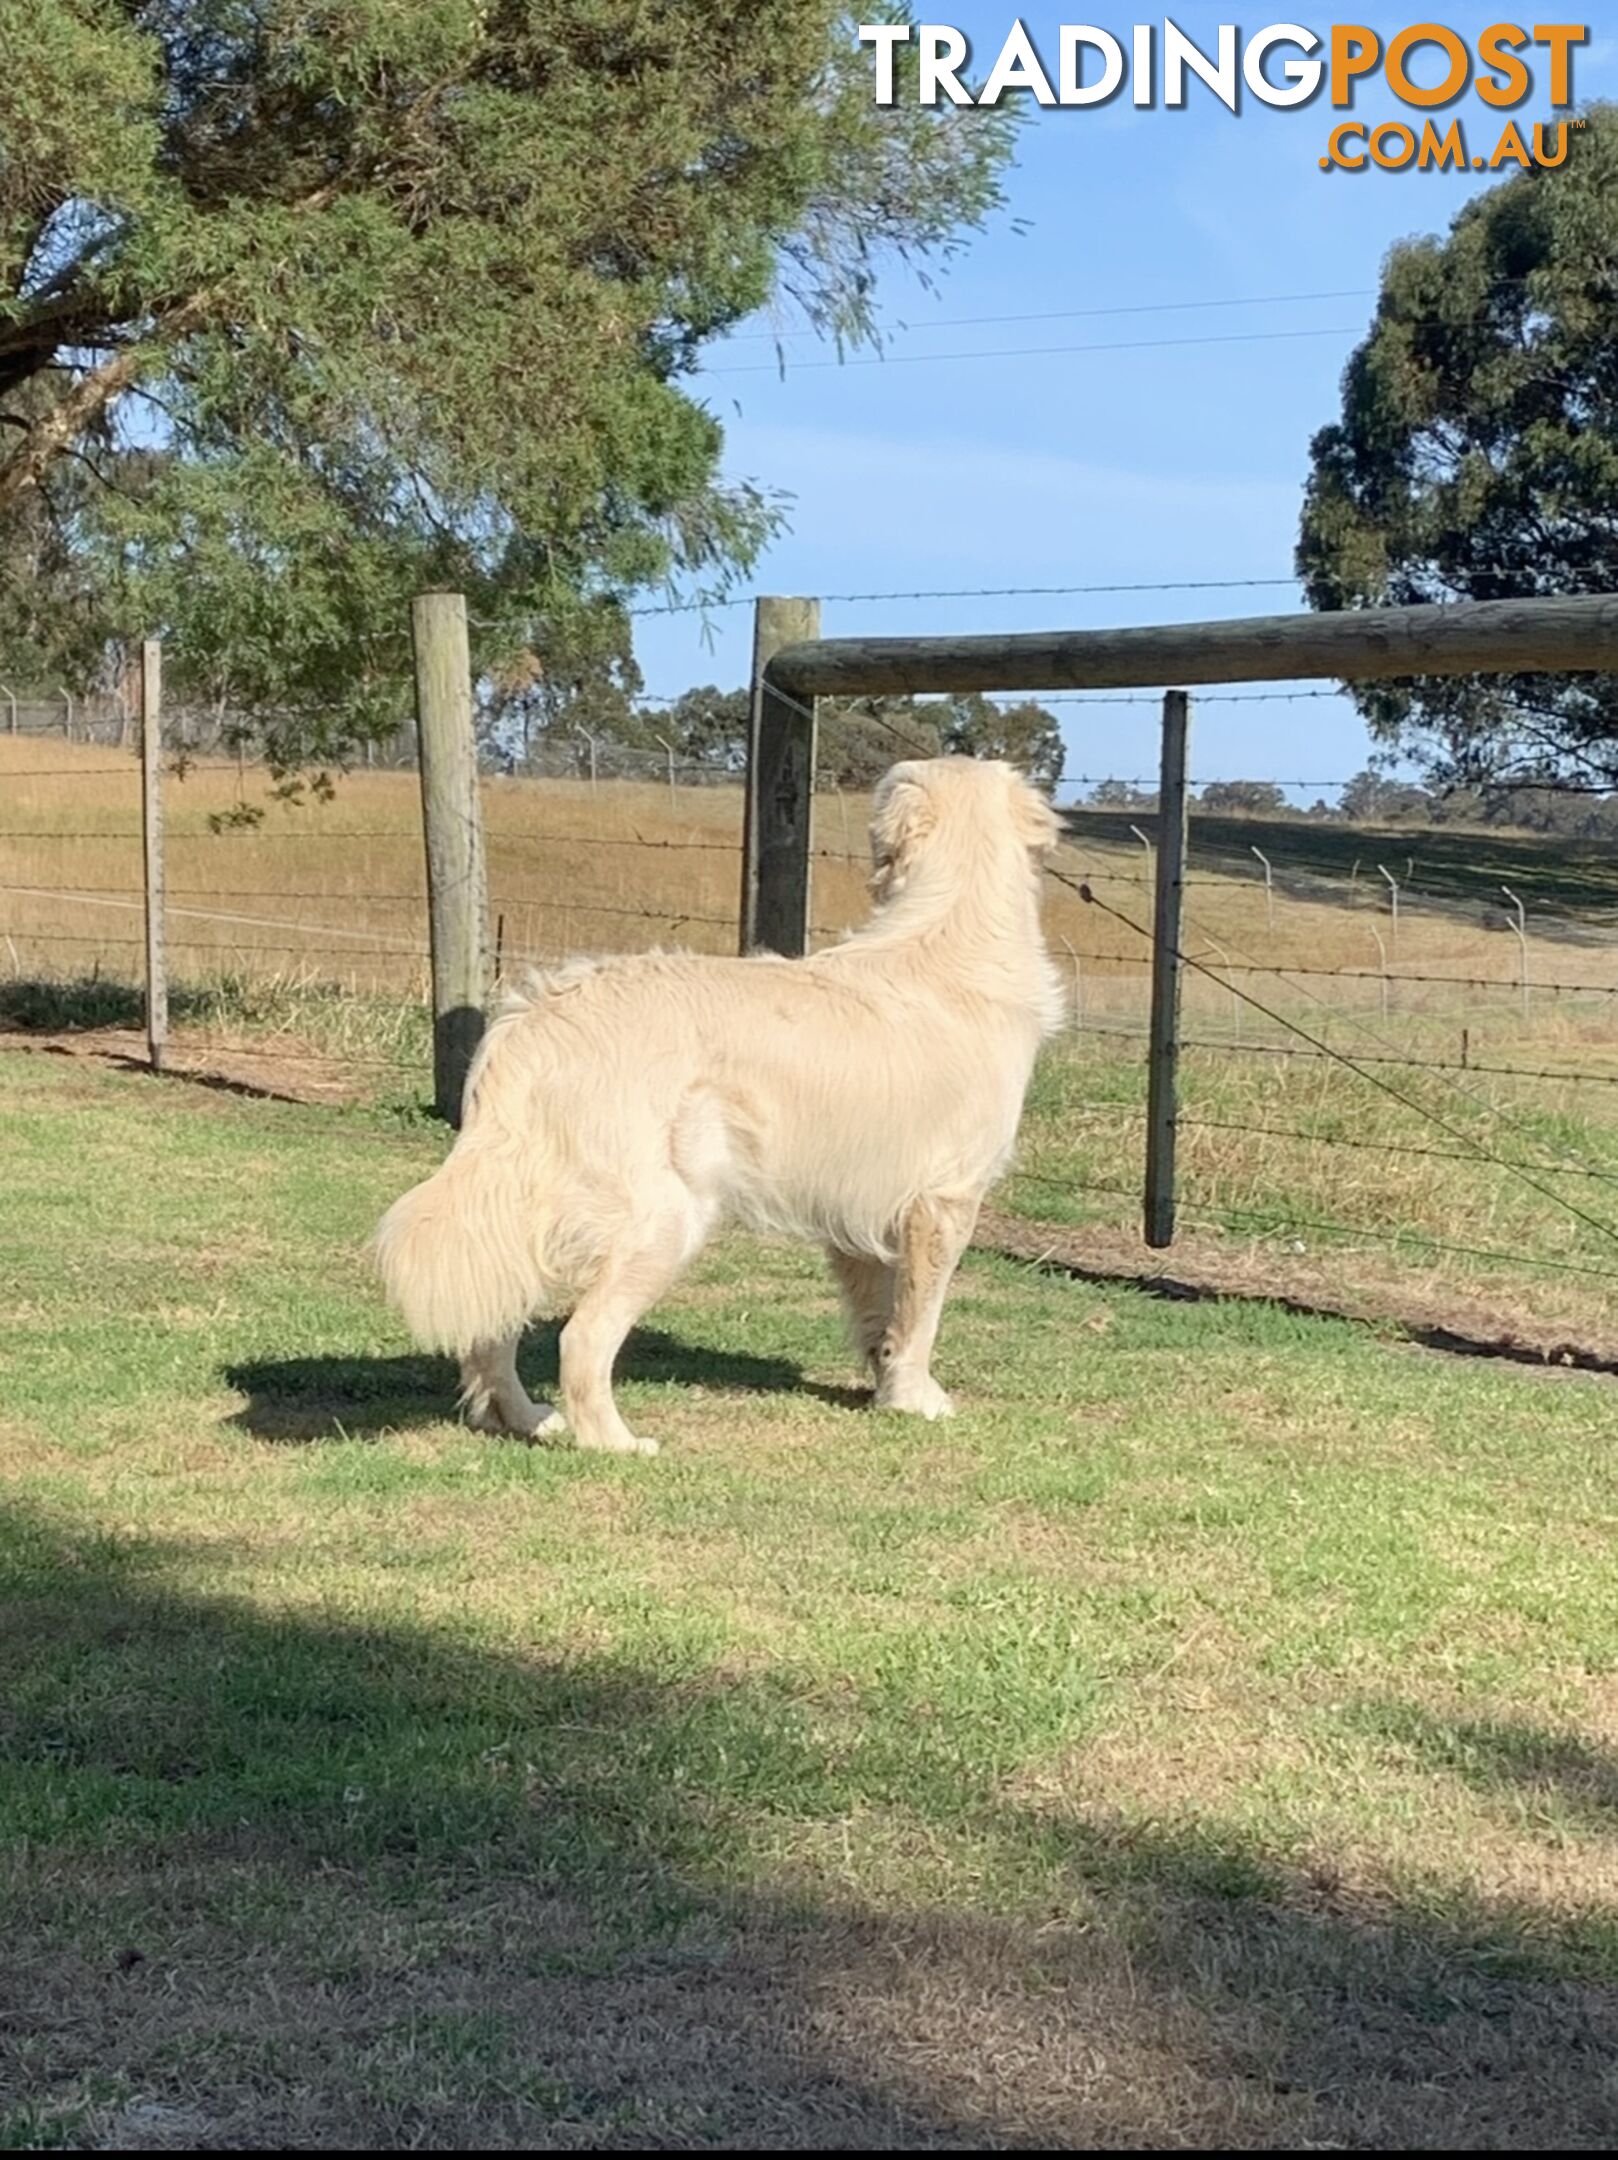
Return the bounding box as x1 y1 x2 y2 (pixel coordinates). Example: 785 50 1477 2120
481 678 1066 793
1078 771 1618 837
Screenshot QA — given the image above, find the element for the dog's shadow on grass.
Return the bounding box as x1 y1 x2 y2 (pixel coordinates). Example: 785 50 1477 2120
224 1329 867 1442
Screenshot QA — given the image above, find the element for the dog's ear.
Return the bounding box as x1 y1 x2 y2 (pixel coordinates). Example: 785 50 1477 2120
1009 774 1062 856
869 763 936 900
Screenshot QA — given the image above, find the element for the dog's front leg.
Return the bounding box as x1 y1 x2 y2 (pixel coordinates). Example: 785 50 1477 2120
873 1193 980 1420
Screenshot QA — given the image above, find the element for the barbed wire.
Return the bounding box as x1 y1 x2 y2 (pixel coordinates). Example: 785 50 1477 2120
1038 1099 1618 1187
730 272 1561 351
0 825 734 844
0 884 432 954
3 884 751 951
1173 957 1618 998
508 901 734 928
728 284 1380 345
1006 947 1618 999
1149 1029 1618 1091
1053 867 1618 1252
1058 775 1368 790
625 574 1306 619
159 940 426 958
485 828 740 855
705 322 1371 378
1004 1167 1618 1284
6 928 141 946
1042 690 1346 709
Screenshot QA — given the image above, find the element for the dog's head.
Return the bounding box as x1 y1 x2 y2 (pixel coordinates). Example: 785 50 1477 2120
870 758 1061 903
868 763 937 902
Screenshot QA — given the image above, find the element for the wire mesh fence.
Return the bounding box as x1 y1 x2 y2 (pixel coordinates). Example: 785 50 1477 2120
764 685 1618 1319
1011 789 1618 1315
0 732 758 988
9 638 1618 1325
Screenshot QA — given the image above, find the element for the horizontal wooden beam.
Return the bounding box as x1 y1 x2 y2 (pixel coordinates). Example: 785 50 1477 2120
767 594 1618 702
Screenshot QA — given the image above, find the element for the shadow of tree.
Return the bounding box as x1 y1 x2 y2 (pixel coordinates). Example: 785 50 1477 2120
3 1502 1615 2148
1061 806 1618 941
224 1331 867 1441
0 979 238 1033
1350 1701 1618 1834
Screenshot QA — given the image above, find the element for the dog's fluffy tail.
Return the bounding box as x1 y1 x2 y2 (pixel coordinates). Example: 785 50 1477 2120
373 1129 545 1355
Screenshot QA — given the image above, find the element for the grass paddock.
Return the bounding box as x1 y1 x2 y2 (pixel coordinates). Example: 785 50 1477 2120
3 1050 1617 2147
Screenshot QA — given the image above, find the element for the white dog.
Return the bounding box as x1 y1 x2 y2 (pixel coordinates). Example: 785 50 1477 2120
374 757 1063 1455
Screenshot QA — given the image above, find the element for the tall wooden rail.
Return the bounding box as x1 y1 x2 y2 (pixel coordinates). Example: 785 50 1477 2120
765 594 1618 701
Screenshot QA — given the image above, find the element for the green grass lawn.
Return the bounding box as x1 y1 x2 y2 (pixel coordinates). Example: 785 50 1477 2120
3 1048 1618 2149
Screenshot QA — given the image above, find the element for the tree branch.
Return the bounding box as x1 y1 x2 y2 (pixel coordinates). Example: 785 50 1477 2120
0 291 215 518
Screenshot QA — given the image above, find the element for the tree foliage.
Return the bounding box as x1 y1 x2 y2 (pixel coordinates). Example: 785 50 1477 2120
500 680 1068 792
1298 105 1618 789
661 686 753 771
0 3 1008 766
932 690 1063 791
1198 779 1288 816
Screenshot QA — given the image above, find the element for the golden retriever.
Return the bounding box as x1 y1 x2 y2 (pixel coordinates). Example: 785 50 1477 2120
374 757 1063 1454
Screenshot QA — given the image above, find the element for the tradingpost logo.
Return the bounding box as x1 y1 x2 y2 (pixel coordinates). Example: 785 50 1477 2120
858 21 1589 172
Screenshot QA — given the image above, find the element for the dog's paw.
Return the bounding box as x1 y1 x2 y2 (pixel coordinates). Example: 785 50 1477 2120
877 1374 956 1421
468 1399 567 1443
575 1428 661 1458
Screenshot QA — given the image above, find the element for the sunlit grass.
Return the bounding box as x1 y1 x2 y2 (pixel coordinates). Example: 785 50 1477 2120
3 1050 1617 2145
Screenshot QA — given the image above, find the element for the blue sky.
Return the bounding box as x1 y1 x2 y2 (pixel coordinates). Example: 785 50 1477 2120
634 5 1615 798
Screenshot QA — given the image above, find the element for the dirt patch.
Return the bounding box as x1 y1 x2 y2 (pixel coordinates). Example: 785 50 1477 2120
975 1204 1618 1381
0 1025 365 1107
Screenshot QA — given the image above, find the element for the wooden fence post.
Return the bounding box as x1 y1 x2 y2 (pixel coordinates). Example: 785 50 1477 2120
740 596 821 956
140 639 167 1075
412 591 489 1125
1144 690 1191 1250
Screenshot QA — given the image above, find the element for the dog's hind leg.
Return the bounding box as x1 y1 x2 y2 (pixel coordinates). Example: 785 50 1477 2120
874 1193 981 1420
461 1335 565 1441
826 1248 896 1378
559 1198 705 1458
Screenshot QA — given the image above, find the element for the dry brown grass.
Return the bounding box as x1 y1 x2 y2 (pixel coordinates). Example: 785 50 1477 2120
0 737 746 994
5 737 1616 1034
9 734 1618 1338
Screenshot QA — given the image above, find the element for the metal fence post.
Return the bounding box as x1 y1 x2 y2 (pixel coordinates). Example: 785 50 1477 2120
740 596 820 956
139 640 167 1074
1369 924 1390 1022
412 591 490 1125
1250 843 1274 931
1502 884 1529 1019
1144 690 1191 1250
1378 863 1400 956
